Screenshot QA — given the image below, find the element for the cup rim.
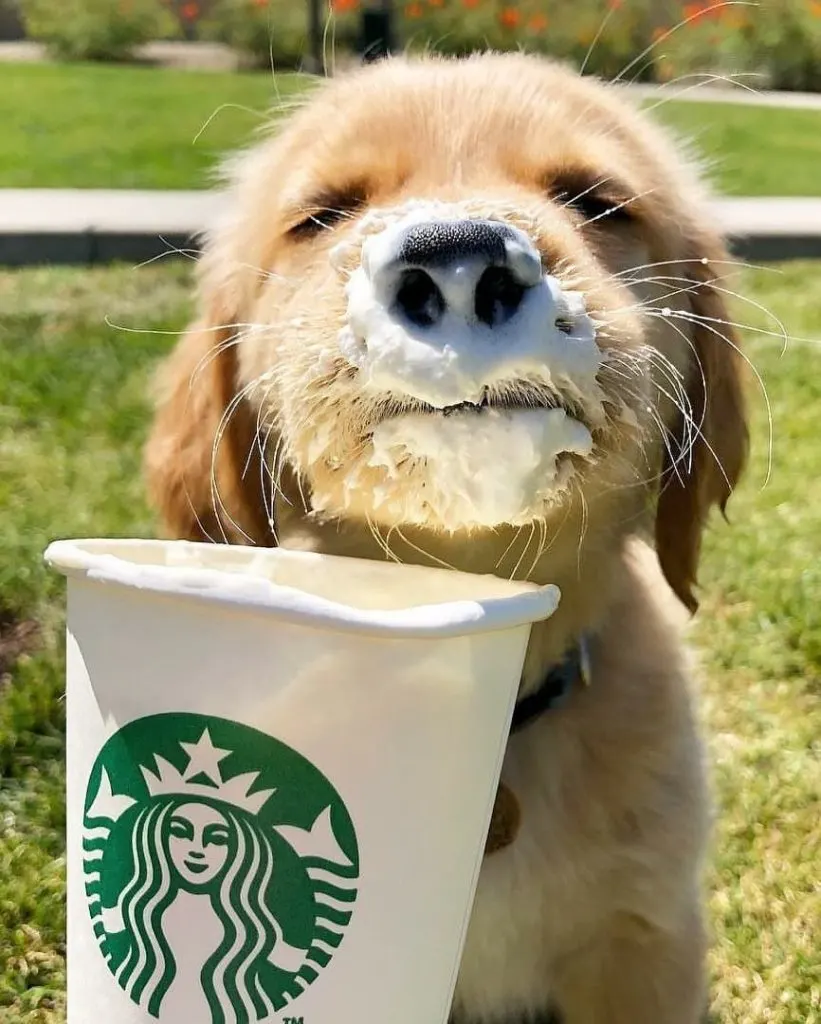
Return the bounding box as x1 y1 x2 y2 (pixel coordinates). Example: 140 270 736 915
45 538 561 640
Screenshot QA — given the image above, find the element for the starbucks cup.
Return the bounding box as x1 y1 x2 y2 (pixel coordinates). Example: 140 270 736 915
45 539 560 1024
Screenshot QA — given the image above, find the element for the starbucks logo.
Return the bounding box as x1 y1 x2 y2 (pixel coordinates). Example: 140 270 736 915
82 713 359 1022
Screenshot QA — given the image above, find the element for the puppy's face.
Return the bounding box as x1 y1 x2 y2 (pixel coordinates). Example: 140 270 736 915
150 54 747 608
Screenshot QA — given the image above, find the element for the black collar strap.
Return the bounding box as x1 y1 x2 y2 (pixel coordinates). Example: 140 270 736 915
510 635 591 734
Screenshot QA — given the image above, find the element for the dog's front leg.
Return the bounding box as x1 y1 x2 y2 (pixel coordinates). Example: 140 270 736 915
550 908 706 1024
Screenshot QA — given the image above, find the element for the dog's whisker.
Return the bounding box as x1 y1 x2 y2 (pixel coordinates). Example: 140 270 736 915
558 176 615 212
495 524 528 573
527 512 562 580
650 308 773 486
620 275 792 353
610 1 757 86
510 522 538 581
624 55 663 89
322 5 337 79
268 434 288 524
193 103 269 148
640 71 767 114
135 238 203 270
209 376 266 545
381 525 404 564
527 518 547 581
579 4 619 78
613 256 778 280
190 331 246 387
364 514 396 563
648 369 699 479
104 317 260 338
662 289 793 352
294 463 310 515
248 391 272 481
599 343 710 495
644 312 744 492
265 431 297 535
580 187 658 228
253 405 283 536
574 482 590 581
645 316 713 473
393 526 458 572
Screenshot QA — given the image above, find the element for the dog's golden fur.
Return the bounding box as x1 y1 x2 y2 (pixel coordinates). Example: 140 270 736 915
145 53 747 1023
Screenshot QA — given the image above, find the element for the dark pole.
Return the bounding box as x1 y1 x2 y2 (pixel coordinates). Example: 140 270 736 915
307 0 323 74
361 0 394 63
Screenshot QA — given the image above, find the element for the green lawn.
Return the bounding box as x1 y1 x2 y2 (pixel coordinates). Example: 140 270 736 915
654 100 821 198
0 266 189 1020
0 261 819 1022
0 63 305 191
1 62 821 195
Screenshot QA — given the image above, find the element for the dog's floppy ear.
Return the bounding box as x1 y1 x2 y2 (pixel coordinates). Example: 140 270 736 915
655 249 748 612
144 294 271 546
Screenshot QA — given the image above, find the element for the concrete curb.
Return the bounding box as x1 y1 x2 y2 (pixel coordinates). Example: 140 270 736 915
623 81 821 111
730 235 821 262
0 231 198 267
0 40 242 71
2 191 821 267
0 189 221 267
716 198 821 262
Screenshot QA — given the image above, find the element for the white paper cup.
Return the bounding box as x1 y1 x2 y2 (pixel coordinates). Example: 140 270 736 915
45 538 559 1024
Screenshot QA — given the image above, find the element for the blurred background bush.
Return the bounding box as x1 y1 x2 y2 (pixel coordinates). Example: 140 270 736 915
9 0 821 89
17 0 179 61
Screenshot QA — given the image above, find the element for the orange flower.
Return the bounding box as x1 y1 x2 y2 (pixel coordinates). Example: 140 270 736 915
428 0 445 7
813 0 821 16
462 0 480 7
528 12 548 31
498 6 521 28
252 0 268 8
405 1 423 15
331 0 358 11
683 0 722 20
180 1 199 19
608 0 622 9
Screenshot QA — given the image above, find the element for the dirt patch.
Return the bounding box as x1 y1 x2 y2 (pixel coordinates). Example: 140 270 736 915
0 607 39 684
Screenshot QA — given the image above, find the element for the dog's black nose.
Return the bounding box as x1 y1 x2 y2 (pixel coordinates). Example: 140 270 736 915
398 219 512 268
385 218 542 330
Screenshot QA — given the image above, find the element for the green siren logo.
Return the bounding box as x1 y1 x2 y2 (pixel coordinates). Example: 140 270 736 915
82 713 359 1023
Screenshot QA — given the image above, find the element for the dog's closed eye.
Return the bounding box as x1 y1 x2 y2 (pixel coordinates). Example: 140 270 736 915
549 170 640 226
286 184 368 240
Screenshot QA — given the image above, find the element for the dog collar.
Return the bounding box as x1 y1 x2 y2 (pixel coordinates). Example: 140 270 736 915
510 635 591 733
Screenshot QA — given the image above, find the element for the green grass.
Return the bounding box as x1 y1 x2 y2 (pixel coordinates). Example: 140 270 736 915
1 262 820 1022
0 265 191 1020
0 63 305 190
1 62 821 195
653 101 821 198
688 265 821 1024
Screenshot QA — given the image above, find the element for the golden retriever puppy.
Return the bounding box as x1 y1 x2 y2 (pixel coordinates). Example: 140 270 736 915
145 52 747 1024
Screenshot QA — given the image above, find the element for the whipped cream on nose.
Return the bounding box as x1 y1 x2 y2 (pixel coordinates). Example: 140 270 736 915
336 207 602 409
